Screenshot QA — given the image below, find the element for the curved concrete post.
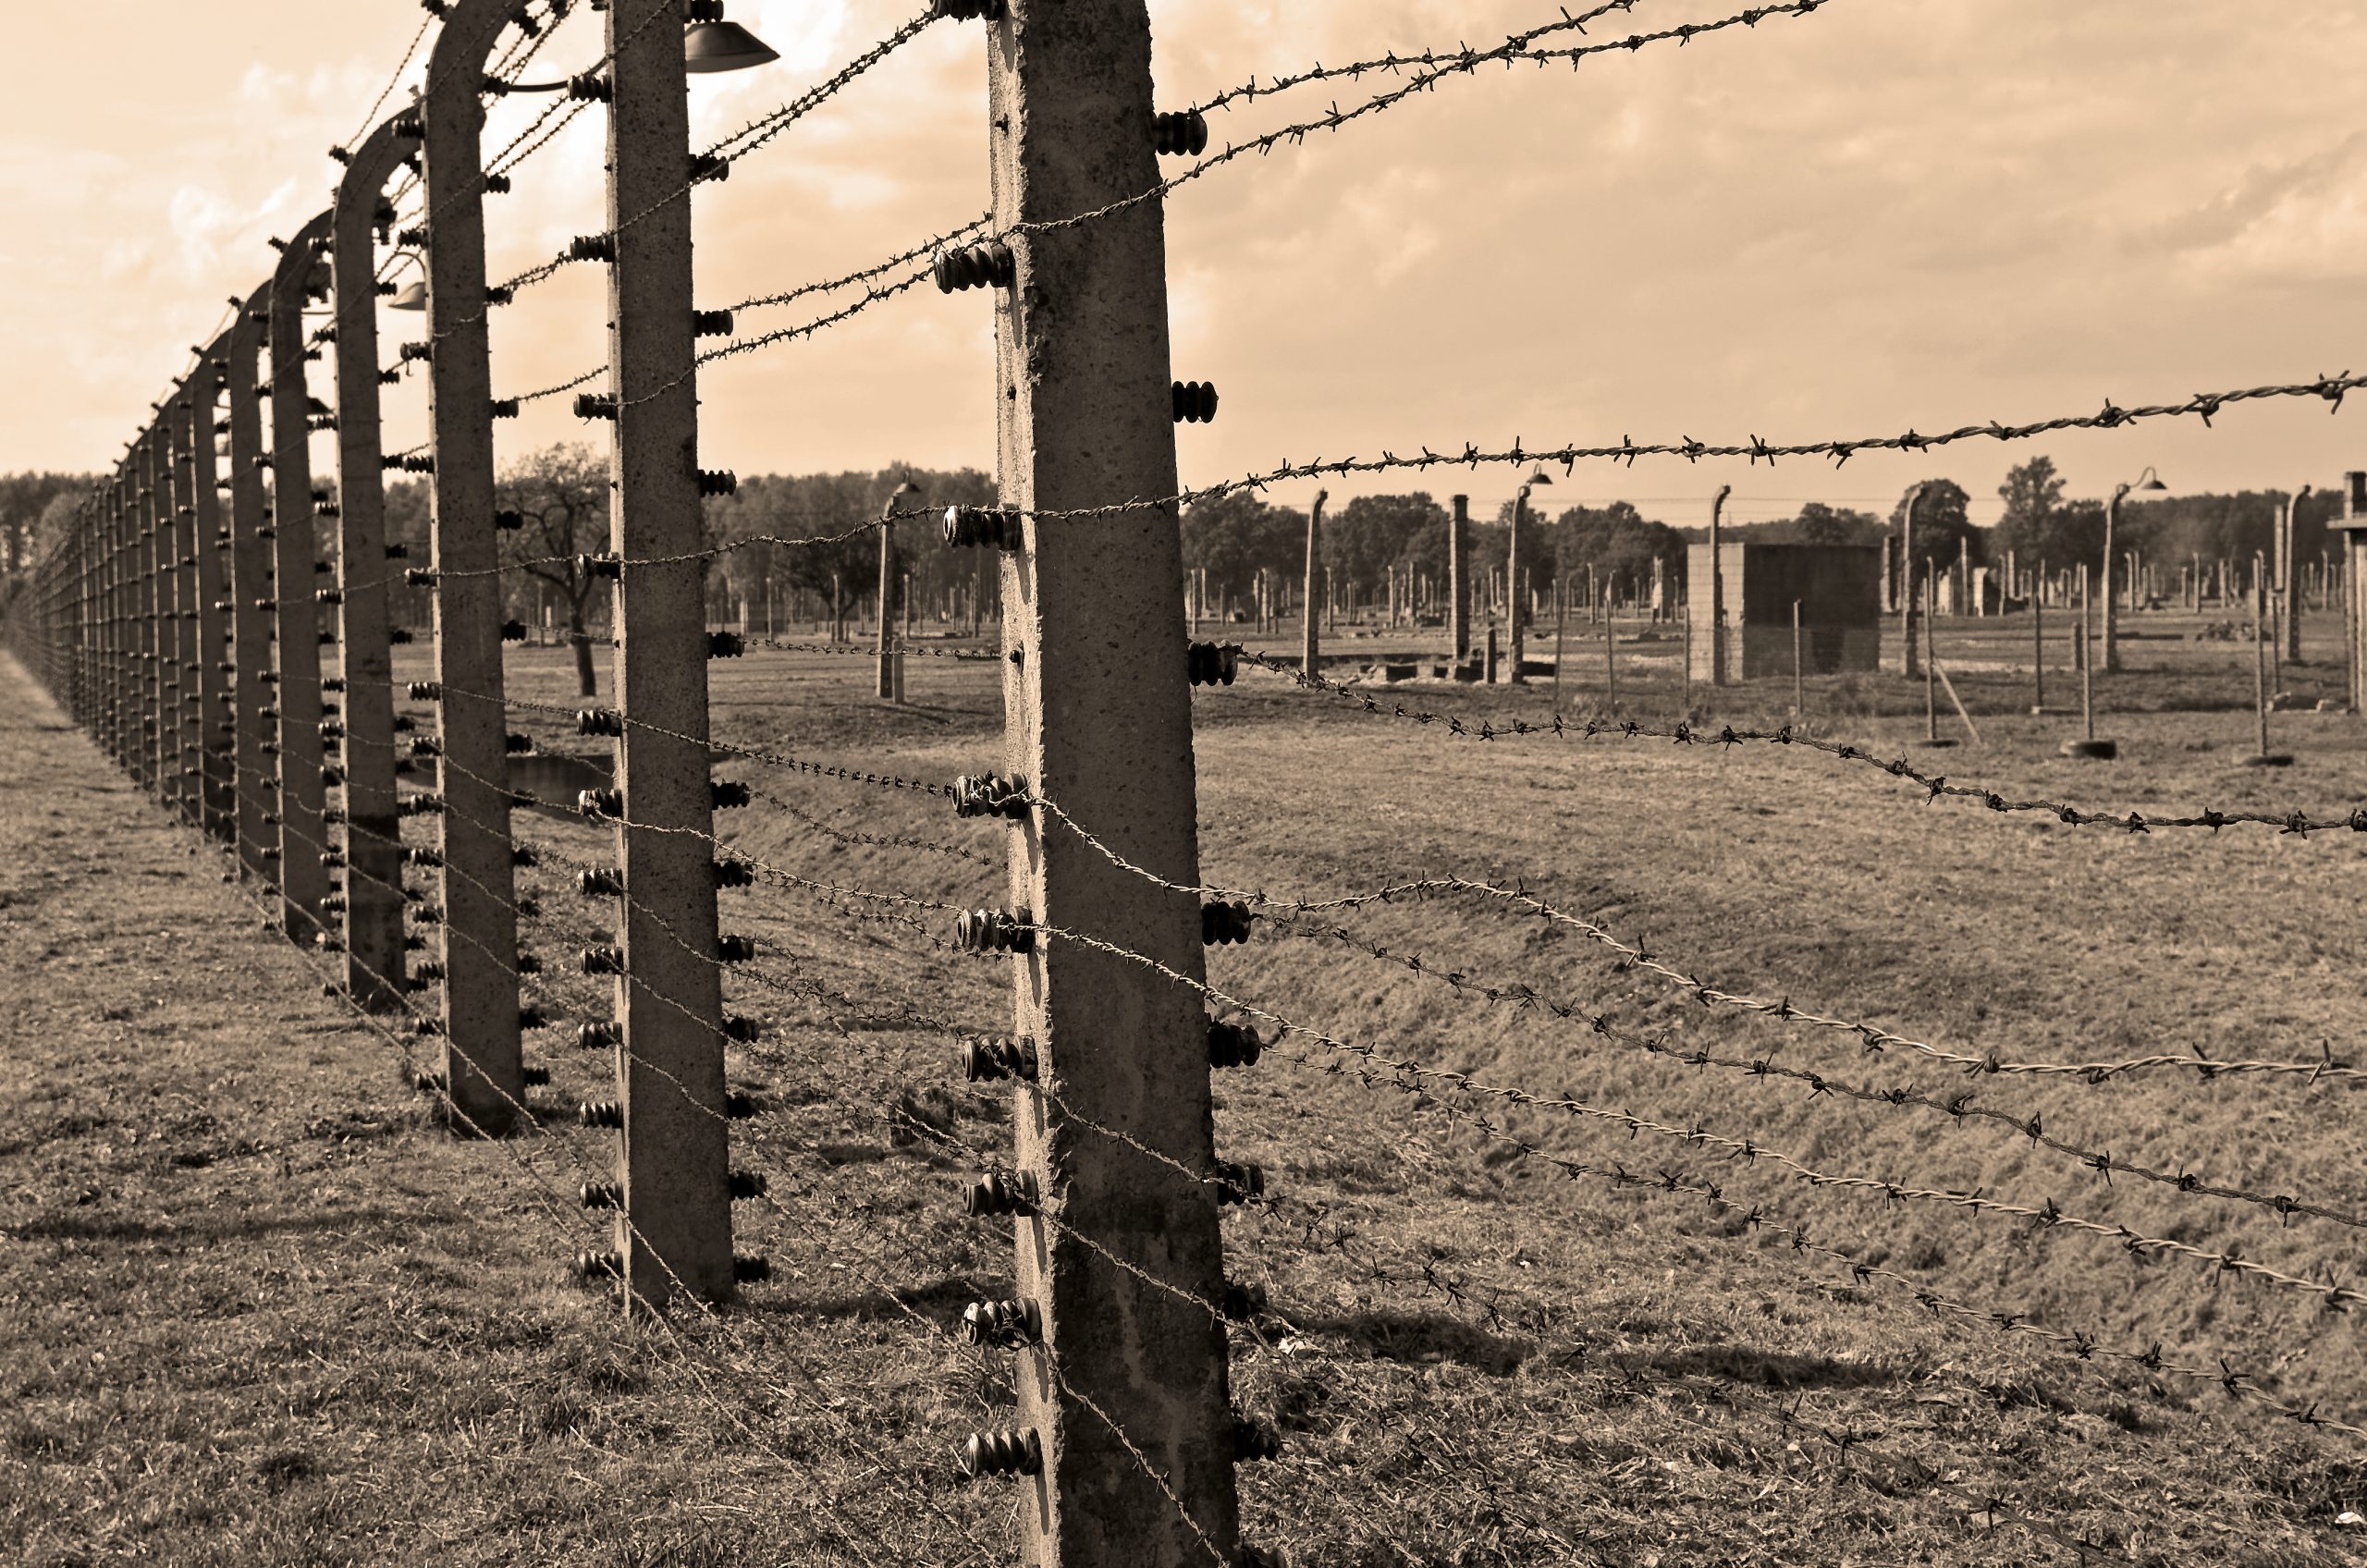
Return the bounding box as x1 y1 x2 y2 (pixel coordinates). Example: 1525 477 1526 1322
421 0 535 1135
268 211 337 945
193 334 236 841
227 282 279 886
332 115 424 1011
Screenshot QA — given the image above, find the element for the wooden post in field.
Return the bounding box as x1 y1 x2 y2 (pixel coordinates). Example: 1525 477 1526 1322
972 1 1253 1560
2080 563 2094 742
2031 591 2044 713
1603 583 1616 712
1923 574 1939 743
2254 571 2274 759
1791 598 1802 717
1551 580 1564 710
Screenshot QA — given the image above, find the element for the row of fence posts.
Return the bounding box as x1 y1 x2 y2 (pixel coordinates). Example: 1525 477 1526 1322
1 3 1273 1562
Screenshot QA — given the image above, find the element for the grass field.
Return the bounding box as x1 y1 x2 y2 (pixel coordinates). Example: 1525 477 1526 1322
6 599 2367 1566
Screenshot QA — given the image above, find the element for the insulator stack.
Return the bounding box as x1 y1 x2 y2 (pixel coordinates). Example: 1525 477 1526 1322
943 505 1025 551
1153 109 1210 156
955 906 1035 954
964 1170 1039 1217
1186 642 1241 686
963 1035 1039 1083
1171 380 1220 424
959 1427 1042 1480
952 771 1030 819
1201 900 1256 946
961 1297 1043 1348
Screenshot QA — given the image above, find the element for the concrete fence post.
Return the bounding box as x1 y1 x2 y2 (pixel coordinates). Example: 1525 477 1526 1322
594 0 739 1308
1448 494 1470 661
331 114 419 1010
269 215 336 946
978 1 1249 1560
168 382 204 823
227 284 279 887
1303 490 1325 677
420 0 528 1135
192 338 237 843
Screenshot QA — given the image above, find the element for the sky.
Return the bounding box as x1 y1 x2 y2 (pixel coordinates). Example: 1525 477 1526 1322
3 0 2364 531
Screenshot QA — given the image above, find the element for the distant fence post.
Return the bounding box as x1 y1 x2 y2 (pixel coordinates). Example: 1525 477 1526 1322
419 0 528 1136
972 0 1250 1560
227 283 279 887
588 0 740 1308
268 216 336 946
329 112 419 1011
192 337 236 843
138 426 163 800
1449 494 1470 661
1303 490 1324 676
167 380 204 824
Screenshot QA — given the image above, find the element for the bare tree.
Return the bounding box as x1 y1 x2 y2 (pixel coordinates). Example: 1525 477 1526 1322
497 444 608 698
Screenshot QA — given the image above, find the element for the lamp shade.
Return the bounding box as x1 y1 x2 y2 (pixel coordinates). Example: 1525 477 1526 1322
685 20 779 73
389 282 427 312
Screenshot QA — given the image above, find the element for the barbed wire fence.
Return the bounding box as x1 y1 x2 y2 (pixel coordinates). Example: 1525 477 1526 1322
7 1 2367 1565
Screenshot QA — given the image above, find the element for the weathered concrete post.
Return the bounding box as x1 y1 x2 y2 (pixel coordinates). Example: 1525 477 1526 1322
877 480 916 701
981 1 1247 1559
2253 565 2274 761
137 428 162 800
591 0 740 1308
192 337 236 842
2101 483 2128 674
2343 473 2367 713
2282 486 2310 666
2031 590 2044 713
1923 570 1939 744
420 0 527 1135
227 284 279 885
1708 482 1730 687
331 113 419 1009
1302 489 1324 677
1448 493 1470 661
1897 482 1924 678
269 216 336 945
167 382 204 823
2079 563 2095 742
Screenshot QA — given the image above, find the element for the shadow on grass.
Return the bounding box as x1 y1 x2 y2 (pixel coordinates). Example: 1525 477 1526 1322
1641 1341 1906 1391
1295 1308 1531 1376
9 1204 442 1246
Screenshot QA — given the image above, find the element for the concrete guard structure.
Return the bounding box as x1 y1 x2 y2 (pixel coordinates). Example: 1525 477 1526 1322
1686 542 1881 684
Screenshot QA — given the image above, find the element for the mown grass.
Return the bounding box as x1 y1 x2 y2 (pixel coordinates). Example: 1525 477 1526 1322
6 603 2367 1566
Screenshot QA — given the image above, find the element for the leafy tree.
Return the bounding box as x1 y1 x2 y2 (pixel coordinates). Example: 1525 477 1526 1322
1549 501 1688 602
497 445 610 697
1755 501 1882 547
1993 455 2066 571
1181 491 1304 610
1891 479 1981 580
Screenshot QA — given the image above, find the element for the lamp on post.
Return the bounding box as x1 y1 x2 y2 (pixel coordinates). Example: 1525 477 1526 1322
1505 468 1551 684
2101 465 2166 674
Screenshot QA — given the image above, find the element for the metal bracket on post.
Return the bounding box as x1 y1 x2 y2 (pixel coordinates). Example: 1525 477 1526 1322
192 337 237 842
597 0 736 1307
269 214 337 944
979 2 1247 1562
332 117 418 1011
227 284 279 884
421 0 530 1135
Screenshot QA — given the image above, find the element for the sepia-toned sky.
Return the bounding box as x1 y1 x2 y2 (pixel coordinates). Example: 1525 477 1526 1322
3 1 2363 529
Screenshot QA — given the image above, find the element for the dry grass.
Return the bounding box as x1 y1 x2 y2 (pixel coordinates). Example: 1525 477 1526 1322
6 605 2367 1566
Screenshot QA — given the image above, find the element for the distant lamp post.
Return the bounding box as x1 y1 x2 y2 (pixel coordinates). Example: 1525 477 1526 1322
1505 469 1551 684
2101 465 2166 673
